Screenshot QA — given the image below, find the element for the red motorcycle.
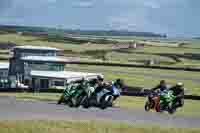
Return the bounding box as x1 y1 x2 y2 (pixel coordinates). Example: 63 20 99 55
144 90 160 112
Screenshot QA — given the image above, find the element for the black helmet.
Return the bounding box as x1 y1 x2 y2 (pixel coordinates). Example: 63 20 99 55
97 75 104 81
115 79 124 88
160 80 166 84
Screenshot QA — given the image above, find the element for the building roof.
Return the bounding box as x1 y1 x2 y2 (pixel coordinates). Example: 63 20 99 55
21 56 68 62
0 62 9 69
14 45 62 51
31 70 103 81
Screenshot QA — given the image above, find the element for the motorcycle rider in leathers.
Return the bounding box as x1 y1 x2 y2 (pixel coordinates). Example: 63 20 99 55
169 82 184 108
148 80 168 103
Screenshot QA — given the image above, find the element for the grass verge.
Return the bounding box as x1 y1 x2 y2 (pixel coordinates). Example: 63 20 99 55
0 93 60 101
0 120 199 133
65 64 200 95
115 96 200 117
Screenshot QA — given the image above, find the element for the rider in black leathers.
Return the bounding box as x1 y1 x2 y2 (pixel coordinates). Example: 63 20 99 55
151 80 167 92
169 82 184 108
148 80 167 102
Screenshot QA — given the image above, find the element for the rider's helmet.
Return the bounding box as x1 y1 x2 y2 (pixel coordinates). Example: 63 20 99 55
114 79 124 88
80 77 87 84
80 77 85 82
176 82 184 88
160 80 166 86
97 75 104 81
80 77 90 89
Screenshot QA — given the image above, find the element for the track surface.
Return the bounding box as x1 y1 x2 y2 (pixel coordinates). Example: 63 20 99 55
0 96 200 128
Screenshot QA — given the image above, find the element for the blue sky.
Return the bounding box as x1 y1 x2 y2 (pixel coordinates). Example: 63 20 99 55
0 0 199 37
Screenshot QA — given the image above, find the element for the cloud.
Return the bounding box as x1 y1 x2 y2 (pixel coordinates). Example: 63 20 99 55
108 17 137 30
47 0 57 3
0 0 200 36
0 0 13 13
72 0 95 8
107 12 152 32
143 1 160 9
105 0 200 36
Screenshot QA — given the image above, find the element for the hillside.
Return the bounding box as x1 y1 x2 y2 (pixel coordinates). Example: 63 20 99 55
0 25 167 38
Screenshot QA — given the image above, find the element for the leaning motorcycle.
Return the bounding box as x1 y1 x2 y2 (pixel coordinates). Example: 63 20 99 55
57 84 78 105
67 81 95 108
68 88 87 107
156 90 176 114
83 84 121 109
144 90 160 112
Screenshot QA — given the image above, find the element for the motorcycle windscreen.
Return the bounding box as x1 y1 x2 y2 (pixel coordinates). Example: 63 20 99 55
112 86 120 96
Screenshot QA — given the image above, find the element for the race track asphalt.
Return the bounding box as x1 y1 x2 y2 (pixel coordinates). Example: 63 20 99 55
0 96 200 128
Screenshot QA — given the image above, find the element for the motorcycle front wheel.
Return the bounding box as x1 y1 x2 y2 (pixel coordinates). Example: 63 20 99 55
100 96 113 110
68 100 74 107
57 95 64 104
82 99 90 108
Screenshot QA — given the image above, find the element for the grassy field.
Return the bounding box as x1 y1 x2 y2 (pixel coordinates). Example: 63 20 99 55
1 33 200 67
116 96 200 117
0 34 114 52
0 120 199 133
184 39 200 48
65 64 200 95
133 45 200 54
106 51 176 65
0 93 200 117
0 33 200 94
0 92 61 101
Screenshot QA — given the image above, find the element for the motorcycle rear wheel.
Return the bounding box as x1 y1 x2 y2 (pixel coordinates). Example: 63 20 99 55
168 104 176 114
75 95 86 108
144 101 151 111
83 100 90 108
100 102 108 110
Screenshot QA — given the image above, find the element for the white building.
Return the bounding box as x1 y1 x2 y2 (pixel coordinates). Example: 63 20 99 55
7 45 102 90
0 62 9 88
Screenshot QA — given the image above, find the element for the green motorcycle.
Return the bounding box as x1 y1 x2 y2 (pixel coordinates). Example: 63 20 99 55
57 83 78 105
58 80 95 108
156 90 177 114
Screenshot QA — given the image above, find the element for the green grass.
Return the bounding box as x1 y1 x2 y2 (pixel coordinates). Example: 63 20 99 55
65 64 200 95
0 49 10 61
0 34 114 52
0 93 61 101
106 51 176 65
174 59 200 68
128 45 200 67
66 64 200 80
0 120 199 133
1 33 200 67
116 96 200 117
0 33 199 54
1 33 200 94
184 39 200 48
132 45 200 54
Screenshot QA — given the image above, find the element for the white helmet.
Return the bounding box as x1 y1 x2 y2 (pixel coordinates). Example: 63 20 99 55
176 82 184 87
97 75 104 80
